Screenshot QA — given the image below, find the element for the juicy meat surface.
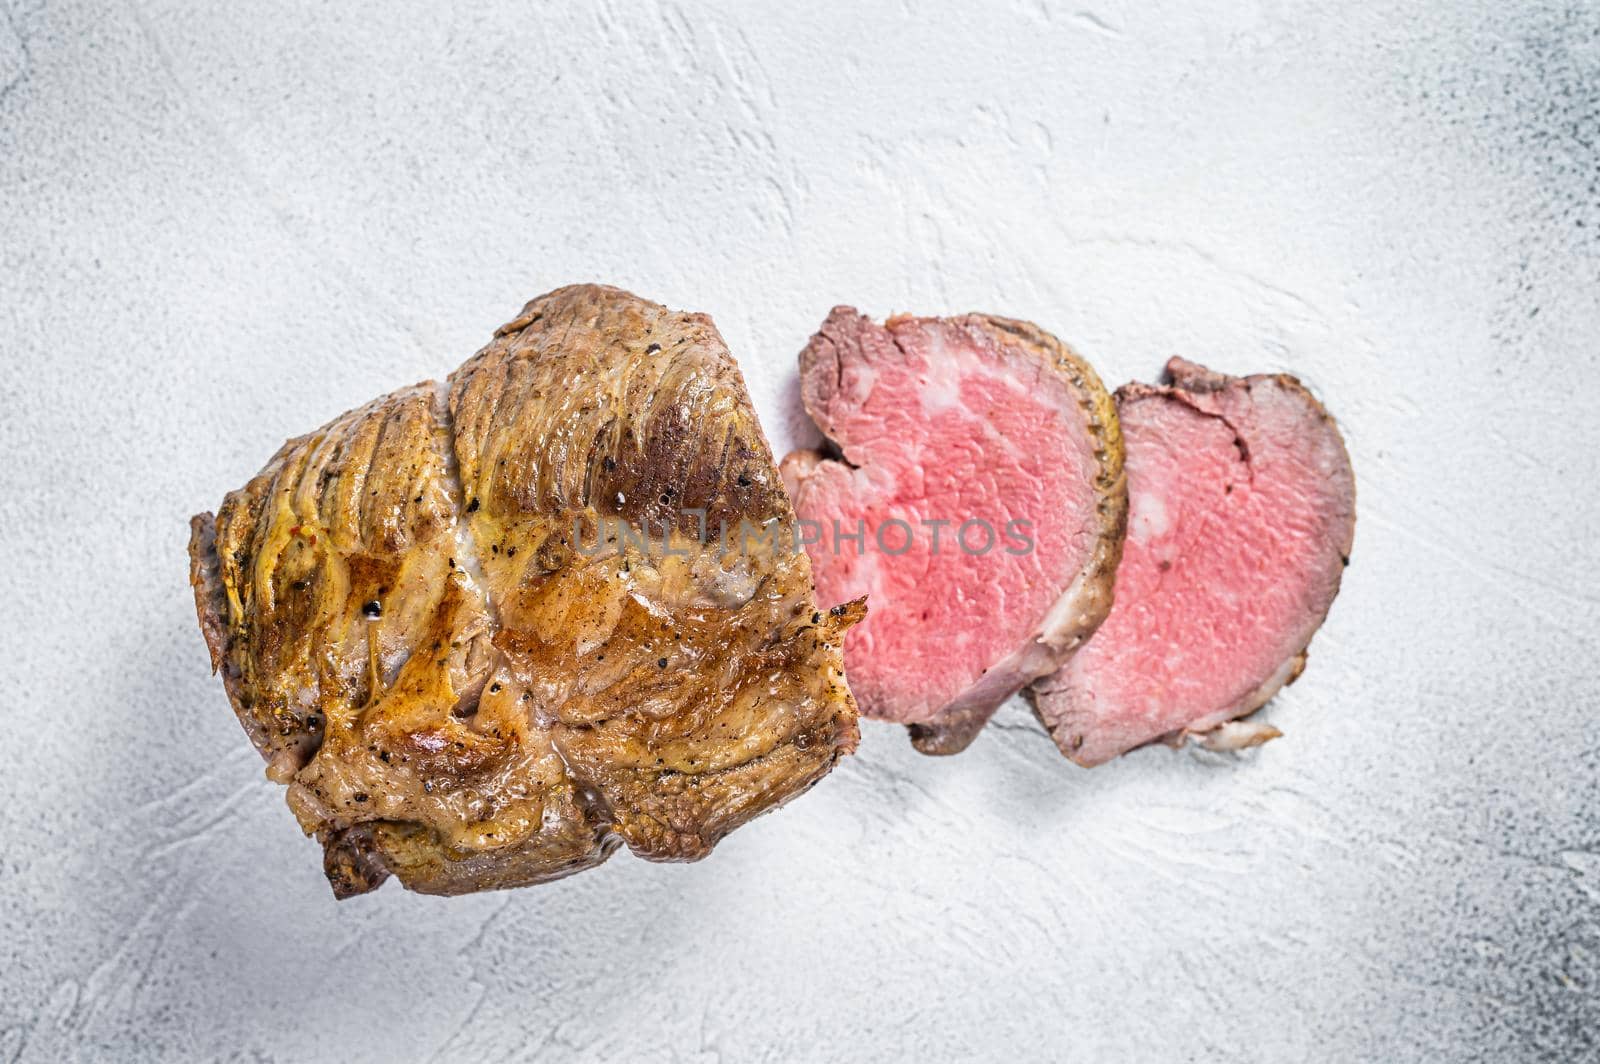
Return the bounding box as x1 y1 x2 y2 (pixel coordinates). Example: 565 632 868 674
188 284 861 897
781 308 1125 755
1030 357 1356 766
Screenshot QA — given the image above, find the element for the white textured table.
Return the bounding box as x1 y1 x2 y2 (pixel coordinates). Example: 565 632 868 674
3 2 1597 1060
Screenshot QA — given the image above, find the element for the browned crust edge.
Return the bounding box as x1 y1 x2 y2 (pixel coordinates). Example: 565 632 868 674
188 511 279 761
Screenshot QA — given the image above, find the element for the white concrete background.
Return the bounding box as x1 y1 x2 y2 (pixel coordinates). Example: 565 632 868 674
2 1 1597 1060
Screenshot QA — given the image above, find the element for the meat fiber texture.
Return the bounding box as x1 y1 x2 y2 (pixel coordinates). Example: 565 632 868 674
1031 357 1356 765
781 308 1126 755
187 284 862 897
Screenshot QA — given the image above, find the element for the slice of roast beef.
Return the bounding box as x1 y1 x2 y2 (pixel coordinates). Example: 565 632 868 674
1029 357 1356 765
188 284 862 897
781 308 1126 755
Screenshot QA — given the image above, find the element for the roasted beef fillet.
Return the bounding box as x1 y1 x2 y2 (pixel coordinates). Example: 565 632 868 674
780 309 1126 756
189 284 862 897
1030 358 1356 765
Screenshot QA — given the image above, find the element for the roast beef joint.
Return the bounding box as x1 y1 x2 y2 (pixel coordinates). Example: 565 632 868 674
189 285 862 897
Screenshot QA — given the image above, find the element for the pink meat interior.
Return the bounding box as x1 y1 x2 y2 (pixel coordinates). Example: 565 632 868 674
1055 380 1349 762
792 313 1101 723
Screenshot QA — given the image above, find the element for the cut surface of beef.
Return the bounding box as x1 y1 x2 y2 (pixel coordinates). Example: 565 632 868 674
1030 357 1356 765
189 284 861 897
781 308 1125 755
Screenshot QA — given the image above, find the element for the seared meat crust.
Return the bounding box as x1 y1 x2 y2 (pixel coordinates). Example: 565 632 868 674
189 285 860 896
